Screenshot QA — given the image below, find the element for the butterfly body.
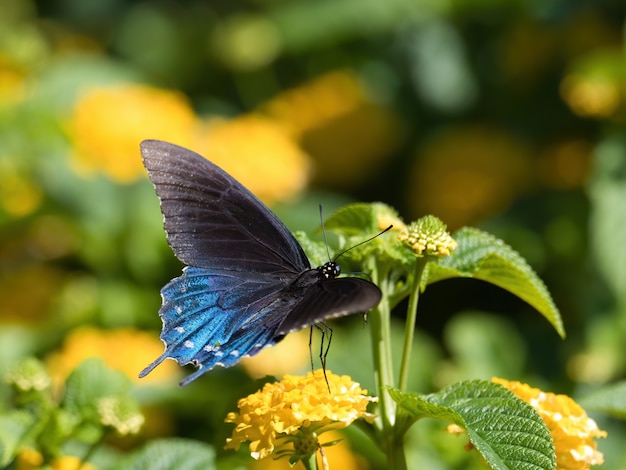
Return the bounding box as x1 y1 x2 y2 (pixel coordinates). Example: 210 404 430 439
139 140 381 385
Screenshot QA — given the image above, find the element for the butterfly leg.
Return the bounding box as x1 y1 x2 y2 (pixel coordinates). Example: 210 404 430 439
311 321 333 392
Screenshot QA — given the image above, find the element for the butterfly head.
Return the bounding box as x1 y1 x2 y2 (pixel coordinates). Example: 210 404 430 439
318 261 341 279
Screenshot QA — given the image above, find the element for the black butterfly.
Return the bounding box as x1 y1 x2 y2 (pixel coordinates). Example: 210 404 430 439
139 140 381 386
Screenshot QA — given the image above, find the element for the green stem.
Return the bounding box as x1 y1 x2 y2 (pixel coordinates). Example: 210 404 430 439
369 267 408 470
397 259 428 392
369 279 395 432
301 452 319 470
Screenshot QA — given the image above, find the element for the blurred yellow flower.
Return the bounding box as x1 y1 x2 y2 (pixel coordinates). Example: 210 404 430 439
46 327 179 387
0 158 43 217
15 451 96 470
50 456 97 470
261 70 403 189
262 70 368 139
536 140 592 190
225 370 376 462
194 114 310 205
15 448 43 470
0 65 27 105
69 84 197 183
239 329 311 379
493 378 607 470
408 125 532 229
560 73 621 119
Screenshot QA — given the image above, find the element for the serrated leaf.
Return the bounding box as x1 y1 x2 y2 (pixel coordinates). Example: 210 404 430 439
116 438 215 470
424 227 565 338
390 380 556 470
578 380 626 420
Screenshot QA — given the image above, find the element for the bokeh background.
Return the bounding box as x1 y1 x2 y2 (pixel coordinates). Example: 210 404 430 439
1 0 625 468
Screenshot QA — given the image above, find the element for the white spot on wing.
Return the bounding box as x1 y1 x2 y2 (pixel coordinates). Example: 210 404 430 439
184 340 194 349
175 326 185 333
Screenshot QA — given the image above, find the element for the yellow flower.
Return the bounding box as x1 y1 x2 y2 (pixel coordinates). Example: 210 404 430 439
194 114 310 205
493 378 607 470
68 84 197 183
399 215 457 257
260 70 403 189
239 330 311 379
15 450 97 470
46 327 179 387
560 73 620 119
0 157 43 217
225 370 376 462
15 448 43 470
50 456 97 470
408 125 531 229
261 70 369 139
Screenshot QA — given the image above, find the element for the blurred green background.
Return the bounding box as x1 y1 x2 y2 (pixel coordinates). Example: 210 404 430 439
1 0 625 468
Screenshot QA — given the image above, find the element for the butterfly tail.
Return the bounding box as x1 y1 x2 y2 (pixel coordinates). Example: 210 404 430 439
138 353 167 378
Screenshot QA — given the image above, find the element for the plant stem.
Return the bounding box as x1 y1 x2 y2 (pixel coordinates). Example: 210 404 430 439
301 452 319 470
369 267 408 470
369 280 395 432
397 259 428 392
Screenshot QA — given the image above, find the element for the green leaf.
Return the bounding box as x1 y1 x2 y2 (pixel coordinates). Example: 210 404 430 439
425 227 565 338
390 380 556 470
63 358 133 418
60 358 135 442
323 202 414 269
578 380 626 420
116 438 215 470
0 411 35 466
294 231 329 267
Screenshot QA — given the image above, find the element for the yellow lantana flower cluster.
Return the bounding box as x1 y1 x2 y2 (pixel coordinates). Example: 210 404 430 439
69 85 197 183
493 378 607 470
68 83 311 205
46 327 179 387
225 370 376 461
399 215 457 257
194 115 310 205
15 450 97 470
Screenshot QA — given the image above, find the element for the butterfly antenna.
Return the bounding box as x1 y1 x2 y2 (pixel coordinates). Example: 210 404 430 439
319 204 333 262
332 224 393 262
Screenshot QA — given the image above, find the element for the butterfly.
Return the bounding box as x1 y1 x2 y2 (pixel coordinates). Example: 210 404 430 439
139 140 382 386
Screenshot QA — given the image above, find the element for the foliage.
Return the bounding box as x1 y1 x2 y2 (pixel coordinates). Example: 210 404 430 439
1 0 626 468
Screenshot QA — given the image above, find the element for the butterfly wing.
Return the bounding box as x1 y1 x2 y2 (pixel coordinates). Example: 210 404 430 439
140 140 310 273
139 267 301 385
277 275 382 335
140 140 382 385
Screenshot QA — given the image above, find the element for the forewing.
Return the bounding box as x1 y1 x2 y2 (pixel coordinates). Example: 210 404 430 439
277 277 382 335
140 140 310 273
139 267 300 385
